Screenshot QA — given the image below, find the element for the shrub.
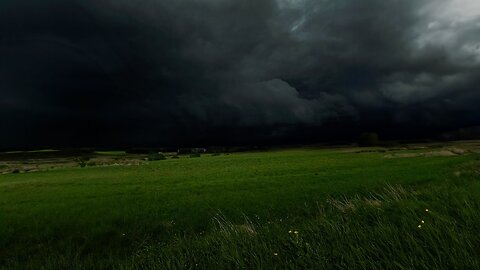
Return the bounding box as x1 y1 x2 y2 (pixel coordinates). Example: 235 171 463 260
76 157 90 168
12 169 20 174
358 132 379 147
148 152 166 161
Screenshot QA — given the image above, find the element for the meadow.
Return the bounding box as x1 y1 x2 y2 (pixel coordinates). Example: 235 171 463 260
1 142 479 269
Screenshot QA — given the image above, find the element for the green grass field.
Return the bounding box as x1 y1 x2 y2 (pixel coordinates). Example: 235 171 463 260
1 145 480 269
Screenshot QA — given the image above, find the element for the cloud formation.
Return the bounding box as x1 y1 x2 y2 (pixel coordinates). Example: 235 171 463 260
1 0 480 148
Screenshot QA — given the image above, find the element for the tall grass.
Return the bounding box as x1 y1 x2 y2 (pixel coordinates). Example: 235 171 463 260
124 182 480 270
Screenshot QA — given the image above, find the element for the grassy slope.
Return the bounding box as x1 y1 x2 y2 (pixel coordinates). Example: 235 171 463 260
0 148 479 269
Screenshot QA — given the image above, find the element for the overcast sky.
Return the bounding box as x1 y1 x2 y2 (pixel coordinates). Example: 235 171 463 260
1 0 480 148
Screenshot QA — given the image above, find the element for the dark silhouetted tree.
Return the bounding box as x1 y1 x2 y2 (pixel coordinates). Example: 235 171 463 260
358 132 379 147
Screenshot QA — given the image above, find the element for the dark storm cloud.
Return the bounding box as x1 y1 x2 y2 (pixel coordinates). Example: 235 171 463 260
1 0 480 148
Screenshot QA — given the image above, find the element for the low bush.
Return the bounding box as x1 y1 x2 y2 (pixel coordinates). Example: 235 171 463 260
148 153 166 161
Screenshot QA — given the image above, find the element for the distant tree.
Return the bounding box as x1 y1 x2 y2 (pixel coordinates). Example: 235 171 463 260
358 132 379 147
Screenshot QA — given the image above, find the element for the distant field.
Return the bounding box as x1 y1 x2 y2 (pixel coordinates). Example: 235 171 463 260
1 142 480 269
